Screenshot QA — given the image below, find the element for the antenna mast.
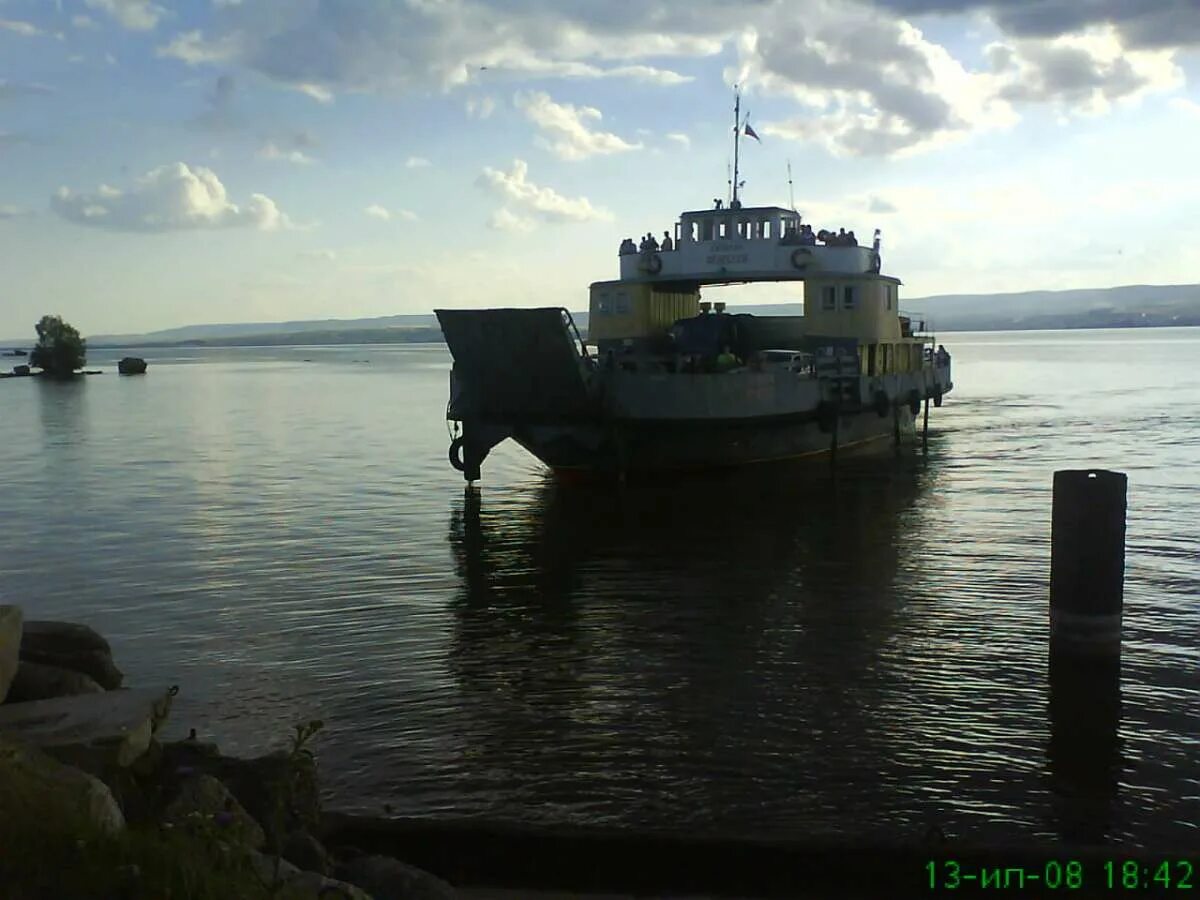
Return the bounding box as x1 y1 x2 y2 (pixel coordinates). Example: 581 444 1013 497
731 85 742 208
787 159 795 212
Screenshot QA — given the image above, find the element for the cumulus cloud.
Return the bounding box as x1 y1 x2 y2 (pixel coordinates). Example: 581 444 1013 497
72 15 99 29
666 132 691 149
867 0 1200 50
404 156 432 168
987 27 1182 114
1170 97 1200 119
258 142 315 165
157 30 240 65
144 0 1200 159
477 159 610 222
515 91 641 161
487 208 536 232
0 19 44 37
364 205 418 222
84 0 165 31
51 162 291 232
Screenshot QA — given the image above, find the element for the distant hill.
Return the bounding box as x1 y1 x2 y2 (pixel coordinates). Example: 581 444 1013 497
5 283 1194 350
902 283 1200 332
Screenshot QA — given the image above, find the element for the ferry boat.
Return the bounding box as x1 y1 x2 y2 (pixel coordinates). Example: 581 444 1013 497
436 98 952 483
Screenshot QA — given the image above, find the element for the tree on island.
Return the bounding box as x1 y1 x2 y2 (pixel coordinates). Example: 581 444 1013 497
29 315 86 378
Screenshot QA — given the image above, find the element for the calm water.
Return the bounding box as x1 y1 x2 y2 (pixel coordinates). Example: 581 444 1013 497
1 329 1198 849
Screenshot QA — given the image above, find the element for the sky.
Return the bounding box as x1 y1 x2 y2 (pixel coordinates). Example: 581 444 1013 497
1 0 1199 337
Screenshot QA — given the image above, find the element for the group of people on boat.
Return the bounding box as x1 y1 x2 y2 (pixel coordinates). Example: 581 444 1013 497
619 232 675 255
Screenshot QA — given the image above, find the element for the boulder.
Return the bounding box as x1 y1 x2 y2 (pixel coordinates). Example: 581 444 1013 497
0 736 125 835
19 620 123 689
6 659 104 702
118 357 147 375
12 364 30 376
160 747 320 844
163 773 265 850
282 828 329 875
338 854 459 900
0 605 21 703
0 686 174 771
286 869 374 899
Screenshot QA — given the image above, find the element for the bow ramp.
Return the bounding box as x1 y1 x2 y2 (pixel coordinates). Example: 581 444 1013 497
435 307 595 421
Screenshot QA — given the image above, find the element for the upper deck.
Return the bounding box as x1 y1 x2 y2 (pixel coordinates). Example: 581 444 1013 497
619 205 881 285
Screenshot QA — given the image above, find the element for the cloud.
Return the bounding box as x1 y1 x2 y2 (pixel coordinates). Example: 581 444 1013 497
84 0 165 31
258 142 315 165
666 132 691 149
487 208 536 232
867 1 1200 50
364 205 418 222
404 156 432 168
868 195 898 214
0 19 45 37
477 159 610 222
0 80 55 101
0 205 32 219
157 30 240 65
293 83 333 104
987 27 1182 114
515 91 641 161
466 96 496 119
51 162 291 232
72 15 98 29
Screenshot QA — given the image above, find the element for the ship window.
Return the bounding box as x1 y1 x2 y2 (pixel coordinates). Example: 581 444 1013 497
843 286 857 310
822 286 836 311
763 220 772 239
886 286 892 310
615 292 631 314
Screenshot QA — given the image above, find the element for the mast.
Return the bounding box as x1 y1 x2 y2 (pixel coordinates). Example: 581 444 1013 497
731 86 742 209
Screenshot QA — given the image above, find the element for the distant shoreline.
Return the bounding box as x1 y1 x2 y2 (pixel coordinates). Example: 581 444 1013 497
77 319 1200 350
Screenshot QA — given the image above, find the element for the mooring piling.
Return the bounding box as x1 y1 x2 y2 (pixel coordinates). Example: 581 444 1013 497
1049 469 1127 658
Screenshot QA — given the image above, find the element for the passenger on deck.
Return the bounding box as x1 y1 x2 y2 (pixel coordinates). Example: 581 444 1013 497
837 228 849 245
619 238 636 255
638 235 648 252
800 224 816 245
713 198 724 209
935 345 950 366
715 346 741 372
646 233 660 252
661 231 674 252
846 230 858 246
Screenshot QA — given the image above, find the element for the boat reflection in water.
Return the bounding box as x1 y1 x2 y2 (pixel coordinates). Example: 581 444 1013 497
445 458 942 837
444 456 1123 844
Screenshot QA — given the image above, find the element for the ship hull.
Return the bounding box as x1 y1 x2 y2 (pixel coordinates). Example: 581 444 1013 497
511 406 918 476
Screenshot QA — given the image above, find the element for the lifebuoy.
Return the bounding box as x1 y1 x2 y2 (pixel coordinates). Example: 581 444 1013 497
448 437 466 472
908 390 920 415
646 253 663 275
791 248 812 270
873 390 890 418
816 400 837 433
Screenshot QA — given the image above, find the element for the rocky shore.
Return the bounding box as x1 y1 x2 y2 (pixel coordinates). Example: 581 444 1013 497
0 604 457 900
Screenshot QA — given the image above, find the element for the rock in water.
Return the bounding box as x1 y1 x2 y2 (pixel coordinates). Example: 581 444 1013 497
0 605 21 703
163 773 266 850
338 854 459 900
19 620 123 689
0 736 125 834
118 357 147 375
6 660 104 702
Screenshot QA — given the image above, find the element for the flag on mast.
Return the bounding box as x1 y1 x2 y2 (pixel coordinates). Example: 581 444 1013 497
743 122 761 142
